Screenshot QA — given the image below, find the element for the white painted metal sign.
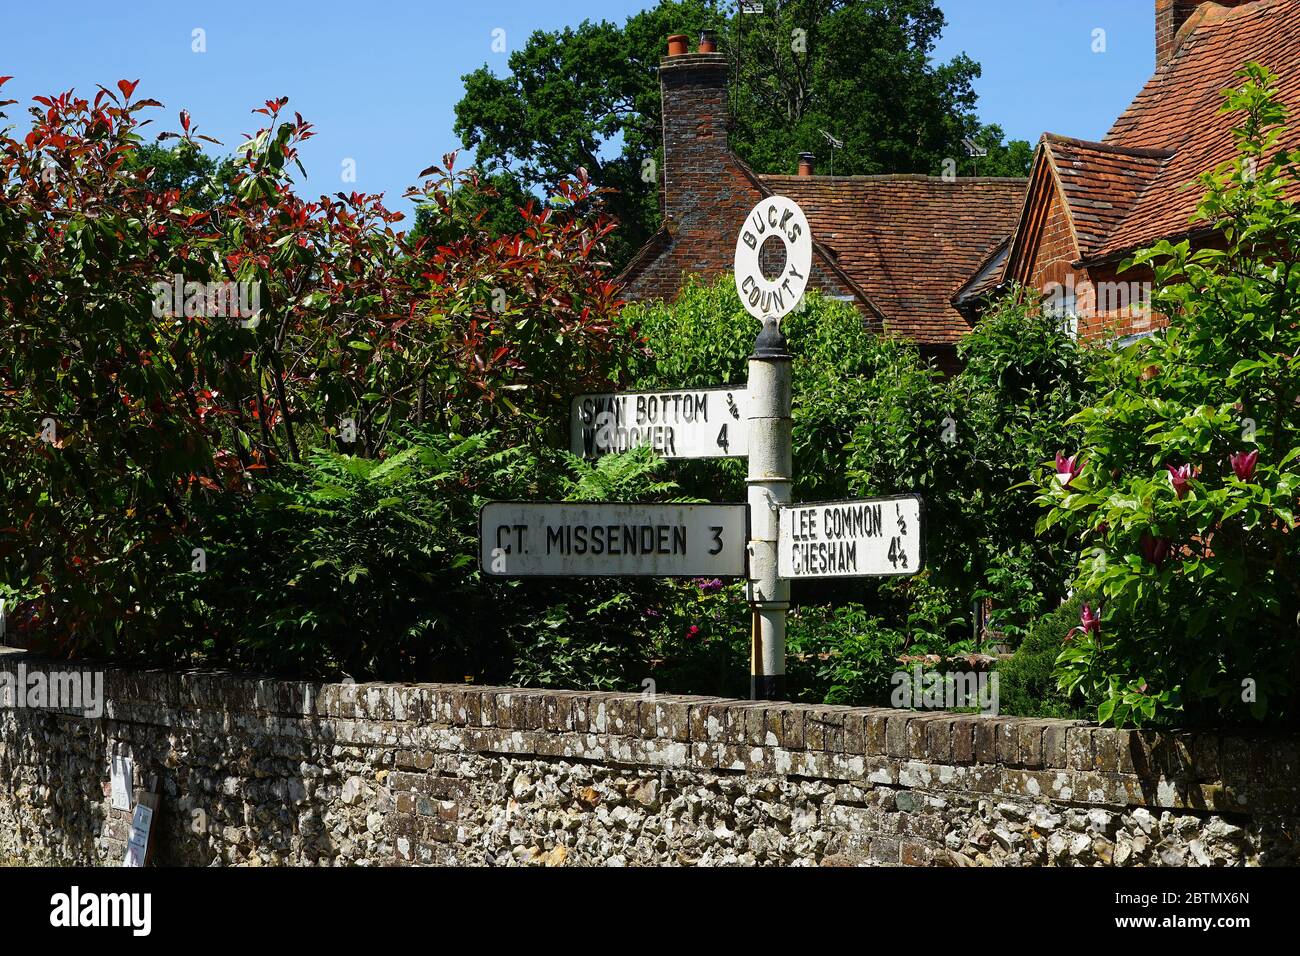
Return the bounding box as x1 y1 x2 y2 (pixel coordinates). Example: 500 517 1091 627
778 495 925 579
570 387 749 459
110 754 133 811
734 195 812 321
481 502 748 578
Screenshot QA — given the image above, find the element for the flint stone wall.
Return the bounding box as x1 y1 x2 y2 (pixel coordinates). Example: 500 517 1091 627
1 650 1297 866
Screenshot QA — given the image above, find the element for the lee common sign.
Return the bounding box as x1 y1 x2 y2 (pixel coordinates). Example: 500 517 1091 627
778 495 925 579
480 502 748 578
570 387 749 459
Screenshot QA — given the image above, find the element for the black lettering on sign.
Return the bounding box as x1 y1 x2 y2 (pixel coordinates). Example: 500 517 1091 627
579 395 624 427
790 540 859 575
541 524 690 557
821 504 882 540
793 507 818 542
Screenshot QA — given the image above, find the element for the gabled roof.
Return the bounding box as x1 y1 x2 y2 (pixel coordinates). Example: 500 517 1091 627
1091 0 1300 262
952 235 1012 312
999 0 1300 279
758 173 1026 344
1042 135 1175 261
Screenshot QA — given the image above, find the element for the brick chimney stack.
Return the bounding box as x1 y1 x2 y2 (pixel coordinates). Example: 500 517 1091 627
658 37 731 225
1156 0 1252 68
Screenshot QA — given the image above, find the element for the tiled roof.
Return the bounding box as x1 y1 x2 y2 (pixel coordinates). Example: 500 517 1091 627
1086 0 1300 261
952 235 1013 309
1040 135 1175 261
760 174 1027 343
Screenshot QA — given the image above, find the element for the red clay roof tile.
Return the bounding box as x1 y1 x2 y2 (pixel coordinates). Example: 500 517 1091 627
759 174 1026 343
1088 0 1300 261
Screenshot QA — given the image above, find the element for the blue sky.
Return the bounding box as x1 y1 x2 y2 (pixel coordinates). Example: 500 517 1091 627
0 1 1155 221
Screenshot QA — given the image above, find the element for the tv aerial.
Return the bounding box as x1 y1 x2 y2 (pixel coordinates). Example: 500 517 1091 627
963 136 989 176
819 130 843 176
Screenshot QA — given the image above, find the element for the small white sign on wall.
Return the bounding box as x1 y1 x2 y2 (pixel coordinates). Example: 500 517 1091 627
110 754 133 811
122 797 157 867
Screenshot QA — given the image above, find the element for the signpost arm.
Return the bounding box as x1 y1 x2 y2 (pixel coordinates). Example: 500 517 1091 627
746 316 792 700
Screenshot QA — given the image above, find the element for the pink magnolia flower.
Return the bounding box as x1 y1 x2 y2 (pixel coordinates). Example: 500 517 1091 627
1055 452 1083 488
1066 602 1102 642
1139 532 1172 567
1230 449 1259 482
1166 463 1197 499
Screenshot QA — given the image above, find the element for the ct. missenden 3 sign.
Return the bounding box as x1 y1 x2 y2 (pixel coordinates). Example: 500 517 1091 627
480 501 748 578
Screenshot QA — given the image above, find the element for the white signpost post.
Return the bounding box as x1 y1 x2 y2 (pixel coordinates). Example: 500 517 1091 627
570 386 749 459
480 502 748 578
778 495 925 580
732 194 814 700
478 195 926 701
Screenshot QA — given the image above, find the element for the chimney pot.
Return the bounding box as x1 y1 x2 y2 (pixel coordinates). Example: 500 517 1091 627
658 35 730 223
667 34 689 57
798 152 816 176
698 29 718 53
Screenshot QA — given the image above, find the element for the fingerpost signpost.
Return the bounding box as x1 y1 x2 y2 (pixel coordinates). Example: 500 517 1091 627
479 195 925 700
570 386 749 459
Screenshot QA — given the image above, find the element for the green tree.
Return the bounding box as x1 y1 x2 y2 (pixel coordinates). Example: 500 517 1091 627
124 140 237 207
727 0 1025 179
454 0 1030 271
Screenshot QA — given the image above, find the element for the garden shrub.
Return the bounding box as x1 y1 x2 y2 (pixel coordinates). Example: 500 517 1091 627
996 595 1088 720
616 275 1097 705
1038 65 1300 728
0 80 631 665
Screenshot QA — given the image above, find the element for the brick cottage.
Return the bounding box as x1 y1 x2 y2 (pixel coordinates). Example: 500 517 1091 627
619 0 1300 360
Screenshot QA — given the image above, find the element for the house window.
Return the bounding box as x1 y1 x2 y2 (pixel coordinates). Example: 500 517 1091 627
1043 284 1078 339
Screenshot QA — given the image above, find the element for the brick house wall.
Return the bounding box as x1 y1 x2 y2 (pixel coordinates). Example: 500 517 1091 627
1020 187 1162 343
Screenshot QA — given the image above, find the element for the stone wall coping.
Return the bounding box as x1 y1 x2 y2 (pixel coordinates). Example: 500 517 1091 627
3 648 1297 813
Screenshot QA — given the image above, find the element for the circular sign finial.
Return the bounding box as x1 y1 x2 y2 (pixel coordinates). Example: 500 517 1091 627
734 196 812 323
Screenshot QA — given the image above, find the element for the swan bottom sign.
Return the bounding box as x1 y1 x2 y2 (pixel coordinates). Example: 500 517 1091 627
570 387 749 459
778 495 925 579
480 502 748 578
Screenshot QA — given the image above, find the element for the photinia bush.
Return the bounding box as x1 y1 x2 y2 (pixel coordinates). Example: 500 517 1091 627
0 77 630 661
